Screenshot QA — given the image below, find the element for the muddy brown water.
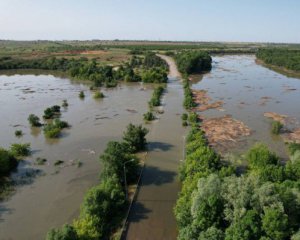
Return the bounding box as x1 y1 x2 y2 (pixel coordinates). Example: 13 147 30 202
0 72 153 240
192 55 300 160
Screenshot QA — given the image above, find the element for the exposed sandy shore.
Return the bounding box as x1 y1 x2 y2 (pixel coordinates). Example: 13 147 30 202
157 54 181 78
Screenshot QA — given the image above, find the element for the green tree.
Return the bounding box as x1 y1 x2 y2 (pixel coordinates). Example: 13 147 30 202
46 224 78 240
0 148 18 176
123 124 148 153
262 207 289 240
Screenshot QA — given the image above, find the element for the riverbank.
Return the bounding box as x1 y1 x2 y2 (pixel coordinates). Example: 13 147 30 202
256 58 300 78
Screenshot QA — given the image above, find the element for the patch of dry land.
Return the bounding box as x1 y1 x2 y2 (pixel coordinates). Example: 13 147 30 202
192 89 224 111
264 112 300 143
200 115 252 152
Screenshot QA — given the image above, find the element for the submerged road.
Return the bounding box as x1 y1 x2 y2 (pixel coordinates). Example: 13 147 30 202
124 55 186 240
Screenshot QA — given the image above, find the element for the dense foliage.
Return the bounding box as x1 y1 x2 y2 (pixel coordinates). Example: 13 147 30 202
257 48 300 72
175 51 212 74
183 77 196 110
176 123 300 239
176 67 300 239
46 124 148 239
0 148 18 176
272 121 284 135
148 86 165 108
28 114 42 127
9 143 31 157
43 119 69 138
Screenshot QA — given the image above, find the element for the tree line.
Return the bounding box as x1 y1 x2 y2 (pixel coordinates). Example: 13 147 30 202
175 51 212 74
0 52 168 86
256 48 300 72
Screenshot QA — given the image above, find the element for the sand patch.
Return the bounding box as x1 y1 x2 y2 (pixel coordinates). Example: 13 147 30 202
282 129 300 144
264 112 288 124
200 115 252 152
192 89 224 112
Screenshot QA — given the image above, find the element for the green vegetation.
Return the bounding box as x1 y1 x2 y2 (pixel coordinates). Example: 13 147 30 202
79 91 85 99
148 86 165 108
288 142 300 155
46 123 148 239
181 113 188 121
54 160 64 166
271 120 283 135
43 119 69 138
35 157 47 165
14 130 23 137
43 105 61 119
143 111 155 121
175 51 212 74
93 91 105 99
0 148 18 176
257 48 300 72
183 78 196 110
62 99 68 107
141 67 168 83
46 224 78 240
143 52 168 69
123 123 149 153
28 114 42 127
175 65 300 239
176 123 300 239
9 143 31 157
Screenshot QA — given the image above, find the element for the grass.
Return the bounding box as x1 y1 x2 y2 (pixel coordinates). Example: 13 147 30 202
10 143 31 157
143 111 155 121
15 130 23 137
272 121 283 135
79 91 85 99
93 91 105 99
54 160 64 166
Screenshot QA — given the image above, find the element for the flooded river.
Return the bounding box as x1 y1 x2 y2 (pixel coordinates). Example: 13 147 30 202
0 72 152 240
192 55 300 159
1 55 300 240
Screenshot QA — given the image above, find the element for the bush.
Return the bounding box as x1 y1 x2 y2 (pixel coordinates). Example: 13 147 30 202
93 91 104 99
43 119 69 138
288 142 300 155
10 143 31 157
123 124 149 153
43 106 60 119
15 130 23 137
28 114 41 127
62 99 68 107
79 91 85 99
175 51 212 74
143 111 155 121
181 113 188 121
148 86 165 107
182 121 188 127
73 175 126 239
46 224 78 240
0 148 18 176
246 143 279 169
272 121 283 135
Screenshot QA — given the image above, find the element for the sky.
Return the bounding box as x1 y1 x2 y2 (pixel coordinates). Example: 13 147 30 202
0 0 299 43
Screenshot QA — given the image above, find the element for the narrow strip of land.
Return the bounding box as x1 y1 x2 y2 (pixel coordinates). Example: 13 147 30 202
124 56 185 240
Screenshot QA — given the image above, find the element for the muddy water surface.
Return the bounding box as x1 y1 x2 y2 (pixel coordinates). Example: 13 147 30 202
0 72 152 240
192 55 300 159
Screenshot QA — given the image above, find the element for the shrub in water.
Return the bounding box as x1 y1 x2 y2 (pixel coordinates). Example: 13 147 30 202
272 121 283 135
28 114 41 127
10 143 31 157
143 111 155 121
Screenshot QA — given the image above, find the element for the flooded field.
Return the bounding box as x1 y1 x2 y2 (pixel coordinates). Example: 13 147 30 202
192 55 300 159
0 72 152 239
